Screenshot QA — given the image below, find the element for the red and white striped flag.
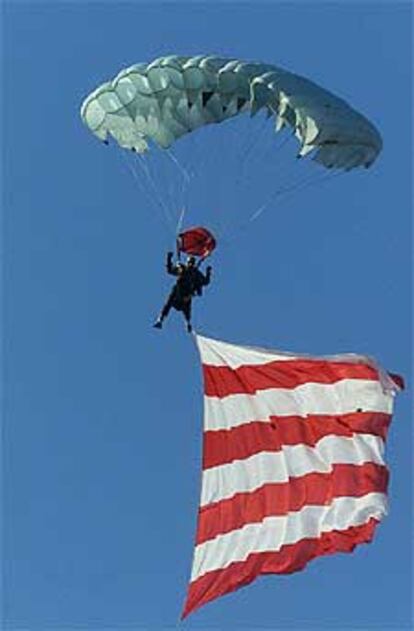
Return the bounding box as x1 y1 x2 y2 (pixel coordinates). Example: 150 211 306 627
183 334 403 618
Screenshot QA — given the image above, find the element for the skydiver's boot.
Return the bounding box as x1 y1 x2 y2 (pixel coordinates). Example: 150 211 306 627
153 318 163 329
186 322 192 333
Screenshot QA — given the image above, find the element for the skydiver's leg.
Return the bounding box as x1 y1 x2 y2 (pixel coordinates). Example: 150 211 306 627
160 295 174 320
153 293 174 329
182 299 192 333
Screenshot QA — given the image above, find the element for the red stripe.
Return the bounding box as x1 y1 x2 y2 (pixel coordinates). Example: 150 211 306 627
203 412 391 470
197 462 388 544
203 359 381 398
182 518 379 618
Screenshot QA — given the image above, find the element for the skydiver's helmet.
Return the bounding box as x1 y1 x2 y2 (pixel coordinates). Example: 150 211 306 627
186 256 196 267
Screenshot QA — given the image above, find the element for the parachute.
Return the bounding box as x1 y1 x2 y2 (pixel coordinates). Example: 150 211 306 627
80 55 383 250
177 226 216 259
80 54 382 171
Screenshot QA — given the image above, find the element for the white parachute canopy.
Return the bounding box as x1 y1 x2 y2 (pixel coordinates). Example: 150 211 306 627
81 55 382 171
80 55 383 238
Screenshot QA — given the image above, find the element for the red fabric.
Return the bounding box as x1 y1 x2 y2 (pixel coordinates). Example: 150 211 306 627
182 336 402 618
183 519 379 618
203 412 391 469
196 463 389 544
178 226 216 258
204 359 383 397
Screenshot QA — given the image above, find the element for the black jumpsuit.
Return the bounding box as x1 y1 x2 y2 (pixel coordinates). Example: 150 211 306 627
160 255 211 325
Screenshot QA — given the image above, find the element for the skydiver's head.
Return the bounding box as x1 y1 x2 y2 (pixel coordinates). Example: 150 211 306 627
187 256 196 267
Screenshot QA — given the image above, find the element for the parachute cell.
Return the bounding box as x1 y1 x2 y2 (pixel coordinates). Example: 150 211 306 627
80 55 382 171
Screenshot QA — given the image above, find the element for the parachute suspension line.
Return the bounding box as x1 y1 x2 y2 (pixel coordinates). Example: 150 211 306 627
233 116 270 203
184 130 205 182
120 150 174 230
247 169 345 224
236 114 270 175
265 132 304 178
116 150 173 237
166 148 191 185
192 118 247 241
135 153 176 234
235 132 315 217
220 168 344 247
166 148 192 231
267 130 297 168
159 154 177 224
235 129 296 202
215 126 294 241
145 149 183 229
236 115 286 178
175 204 187 239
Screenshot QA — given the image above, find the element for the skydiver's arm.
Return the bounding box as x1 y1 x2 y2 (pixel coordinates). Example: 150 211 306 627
203 266 212 285
166 251 179 276
195 267 212 289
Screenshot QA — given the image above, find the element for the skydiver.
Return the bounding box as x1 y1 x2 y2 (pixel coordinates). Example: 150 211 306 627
153 252 212 333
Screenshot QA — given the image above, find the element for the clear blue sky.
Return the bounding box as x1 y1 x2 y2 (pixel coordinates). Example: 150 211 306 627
2 1 412 629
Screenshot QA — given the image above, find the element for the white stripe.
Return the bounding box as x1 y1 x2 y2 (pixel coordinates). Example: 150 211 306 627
196 334 381 370
200 433 385 506
196 334 300 367
191 492 387 581
195 335 400 394
204 379 394 431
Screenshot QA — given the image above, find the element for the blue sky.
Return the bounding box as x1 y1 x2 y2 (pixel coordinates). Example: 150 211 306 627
2 1 412 629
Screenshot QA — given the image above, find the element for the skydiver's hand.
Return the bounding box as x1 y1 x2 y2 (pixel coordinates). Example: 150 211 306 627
167 251 174 260
206 266 212 273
